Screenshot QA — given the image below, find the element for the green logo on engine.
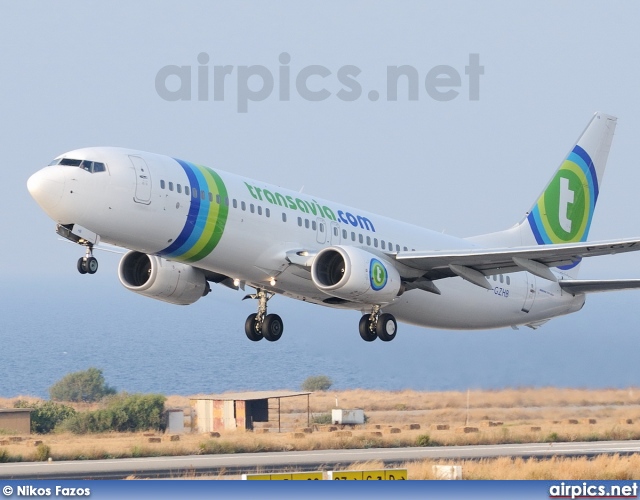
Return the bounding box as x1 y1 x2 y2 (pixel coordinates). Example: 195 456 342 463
370 259 388 291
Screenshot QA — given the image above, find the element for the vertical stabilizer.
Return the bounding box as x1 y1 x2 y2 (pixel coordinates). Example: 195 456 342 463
526 112 616 248
469 112 617 278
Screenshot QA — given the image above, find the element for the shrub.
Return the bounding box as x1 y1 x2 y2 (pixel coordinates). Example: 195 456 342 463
0 448 9 463
311 413 332 425
14 400 76 434
59 393 166 434
416 434 431 447
49 368 116 402
34 443 51 461
545 432 560 443
301 375 333 392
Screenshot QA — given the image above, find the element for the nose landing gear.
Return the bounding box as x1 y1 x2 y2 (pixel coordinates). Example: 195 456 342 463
77 245 98 275
243 289 284 342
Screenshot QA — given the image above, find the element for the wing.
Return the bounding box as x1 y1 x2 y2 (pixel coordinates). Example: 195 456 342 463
395 238 640 291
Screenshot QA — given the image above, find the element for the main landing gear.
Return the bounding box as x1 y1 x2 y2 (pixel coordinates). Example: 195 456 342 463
77 244 98 275
359 305 397 342
243 289 284 342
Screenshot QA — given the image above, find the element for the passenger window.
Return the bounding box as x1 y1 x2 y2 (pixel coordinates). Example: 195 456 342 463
319 223 325 232
342 229 347 239
366 236 371 246
233 199 237 208
311 220 316 230
281 213 287 222
297 217 302 227
265 208 270 217
506 276 510 285
305 219 310 229
351 232 356 241
209 192 213 202
258 206 262 215
224 197 229 206
373 238 378 248
500 275 504 283
241 201 246 211
160 180 166 189
334 227 339 237
168 182 174 191
403 246 408 251
191 187 196 198
200 190 205 200
176 184 181 194
250 204 255 213
381 241 386 250
185 187 190 197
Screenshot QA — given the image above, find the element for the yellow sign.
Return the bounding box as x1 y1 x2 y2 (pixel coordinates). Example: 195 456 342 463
242 472 323 480
328 469 407 480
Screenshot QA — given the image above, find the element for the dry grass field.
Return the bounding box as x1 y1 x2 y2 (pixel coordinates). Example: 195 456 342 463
2 387 640 479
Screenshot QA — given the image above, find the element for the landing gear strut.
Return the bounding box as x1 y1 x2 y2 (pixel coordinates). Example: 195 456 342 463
77 244 98 275
359 305 397 342
243 289 284 342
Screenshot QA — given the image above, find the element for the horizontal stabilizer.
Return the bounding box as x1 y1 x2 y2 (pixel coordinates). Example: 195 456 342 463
559 279 640 295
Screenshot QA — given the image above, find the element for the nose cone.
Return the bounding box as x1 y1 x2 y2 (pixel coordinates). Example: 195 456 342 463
27 167 65 217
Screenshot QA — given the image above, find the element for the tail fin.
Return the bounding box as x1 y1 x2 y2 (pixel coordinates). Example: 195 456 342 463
526 112 616 247
470 112 617 277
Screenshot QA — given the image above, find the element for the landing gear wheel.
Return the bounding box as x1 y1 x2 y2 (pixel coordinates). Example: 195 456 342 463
244 313 263 342
376 313 397 342
262 314 283 342
359 315 377 342
77 258 87 275
85 256 98 274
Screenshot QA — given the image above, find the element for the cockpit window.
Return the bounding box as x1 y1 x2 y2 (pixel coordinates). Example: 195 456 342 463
59 158 82 167
51 157 106 173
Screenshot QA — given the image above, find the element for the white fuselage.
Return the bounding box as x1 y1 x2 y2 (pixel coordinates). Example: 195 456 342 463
28 147 585 330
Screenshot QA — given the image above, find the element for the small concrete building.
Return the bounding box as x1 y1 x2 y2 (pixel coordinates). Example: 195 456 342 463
190 391 310 432
0 408 32 434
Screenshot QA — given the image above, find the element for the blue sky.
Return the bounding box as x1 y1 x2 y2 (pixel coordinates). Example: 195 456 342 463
2 1 640 395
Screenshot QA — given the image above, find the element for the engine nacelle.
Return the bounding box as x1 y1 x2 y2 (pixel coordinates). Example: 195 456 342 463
118 251 209 305
311 246 402 304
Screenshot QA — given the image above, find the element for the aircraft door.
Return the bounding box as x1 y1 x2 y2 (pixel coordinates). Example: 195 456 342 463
521 273 537 313
129 155 152 204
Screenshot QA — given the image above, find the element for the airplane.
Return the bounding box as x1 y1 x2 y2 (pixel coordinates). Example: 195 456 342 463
27 112 640 343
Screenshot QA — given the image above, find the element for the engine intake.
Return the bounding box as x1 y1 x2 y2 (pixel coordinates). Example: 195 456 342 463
311 246 401 304
118 251 209 305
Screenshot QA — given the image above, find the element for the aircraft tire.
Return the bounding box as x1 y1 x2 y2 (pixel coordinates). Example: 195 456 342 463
77 258 87 274
376 313 397 342
262 314 283 342
86 257 99 274
359 315 376 342
244 313 263 341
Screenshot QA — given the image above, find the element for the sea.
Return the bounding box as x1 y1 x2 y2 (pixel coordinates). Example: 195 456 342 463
1 275 639 399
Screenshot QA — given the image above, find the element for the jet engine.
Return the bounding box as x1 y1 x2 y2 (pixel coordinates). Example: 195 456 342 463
311 246 402 303
118 251 210 305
